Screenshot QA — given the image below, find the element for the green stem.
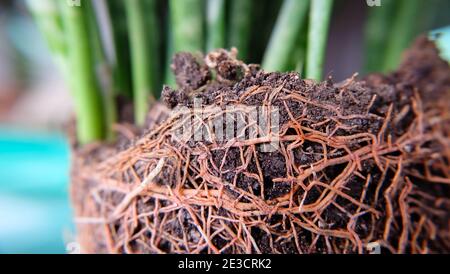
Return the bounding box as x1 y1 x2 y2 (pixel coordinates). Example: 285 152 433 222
61 1 106 144
364 0 398 73
206 0 226 51
164 18 176 87
144 0 161 94
292 26 308 75
125 0 158 126
262 0 310 72
88 0 117 141
382 0 422 72
107 0 133 97
306 0 334 81
228 0 253 61
169 0 204 53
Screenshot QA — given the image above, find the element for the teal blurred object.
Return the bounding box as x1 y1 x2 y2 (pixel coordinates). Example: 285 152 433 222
0 128 73 254
430 26 450 62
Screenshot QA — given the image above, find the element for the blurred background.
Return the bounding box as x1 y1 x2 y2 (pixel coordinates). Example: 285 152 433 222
0 0 449 254
0 0 73 254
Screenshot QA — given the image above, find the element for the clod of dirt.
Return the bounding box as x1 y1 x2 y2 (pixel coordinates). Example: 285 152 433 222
171 52 211 91
72 36 450 254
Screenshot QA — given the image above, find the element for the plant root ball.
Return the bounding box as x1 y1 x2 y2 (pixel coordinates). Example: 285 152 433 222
72 37 450 254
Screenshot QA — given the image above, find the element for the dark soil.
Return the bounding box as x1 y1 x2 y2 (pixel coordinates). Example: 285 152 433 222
72 37 450 254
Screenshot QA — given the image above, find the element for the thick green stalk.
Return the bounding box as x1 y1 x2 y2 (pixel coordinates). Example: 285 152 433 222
164 18 176 87
383 0 422 72
106 0 133 97
61 1 106 144
228 0 253 61
207 0 226 51
306 0 334 81
169 0 204 53
262 0 310 72
364 0 398 73
143 0 161 94
125 0 158 126
88 0 117 141
292 26 308 75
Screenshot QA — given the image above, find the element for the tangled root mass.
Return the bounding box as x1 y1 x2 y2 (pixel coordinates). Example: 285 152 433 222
72 37 450 254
